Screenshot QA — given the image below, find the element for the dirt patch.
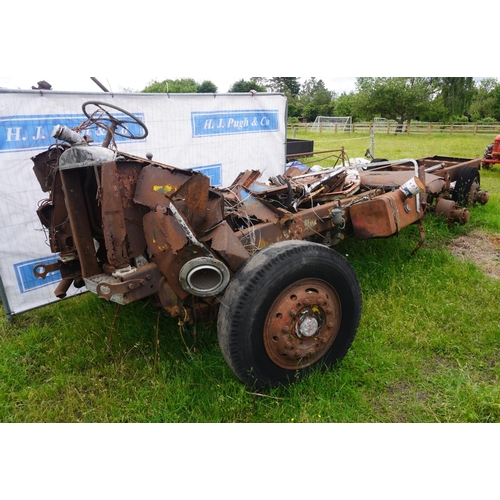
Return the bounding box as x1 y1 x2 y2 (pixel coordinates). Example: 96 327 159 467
449 230 500 280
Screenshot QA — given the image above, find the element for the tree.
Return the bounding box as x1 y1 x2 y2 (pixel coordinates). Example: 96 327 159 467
228 79 267 93
142 78 217 93
438 77 475 120
334 92 359 121
354 77 436 130
197 80 218 93
251 77 301 96
469 78 499 121
299 78 335 122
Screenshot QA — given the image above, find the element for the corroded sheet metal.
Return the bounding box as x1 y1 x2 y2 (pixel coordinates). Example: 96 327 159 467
134 165 195 209
133 164 224 235
59 168 100 277
231 186 280 224
114 162 149 259
36 173 72 254
360 170 445 195
360 170 415 189
418 156 481 182
174 173 211 229
142 210 193 299
101 161 129 269
349 190 424 240
143 210 188 257
229 170 263 188
201 221 251 270
32 145 68 193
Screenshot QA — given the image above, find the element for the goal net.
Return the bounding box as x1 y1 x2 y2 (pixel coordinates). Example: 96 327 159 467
311 116 352 132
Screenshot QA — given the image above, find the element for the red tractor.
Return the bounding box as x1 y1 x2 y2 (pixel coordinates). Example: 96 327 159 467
482 135 500 169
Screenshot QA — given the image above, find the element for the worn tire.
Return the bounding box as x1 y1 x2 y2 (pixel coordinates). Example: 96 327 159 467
217 240 362 389
452 166 480 207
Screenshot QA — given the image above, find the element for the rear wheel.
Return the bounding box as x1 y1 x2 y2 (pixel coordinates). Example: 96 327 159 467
452 166 480 207
217 241 362 388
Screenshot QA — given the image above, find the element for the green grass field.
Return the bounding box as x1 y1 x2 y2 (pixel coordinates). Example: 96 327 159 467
1 132 499 422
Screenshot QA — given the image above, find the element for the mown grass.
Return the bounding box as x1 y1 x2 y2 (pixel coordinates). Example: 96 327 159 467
1 132 499 422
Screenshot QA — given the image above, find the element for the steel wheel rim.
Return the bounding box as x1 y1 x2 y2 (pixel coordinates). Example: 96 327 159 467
263 278 342 369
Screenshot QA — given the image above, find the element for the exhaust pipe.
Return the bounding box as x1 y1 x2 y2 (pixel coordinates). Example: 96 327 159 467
179 257 230 297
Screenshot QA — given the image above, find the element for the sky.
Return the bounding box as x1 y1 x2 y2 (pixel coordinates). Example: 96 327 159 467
1 1 494 96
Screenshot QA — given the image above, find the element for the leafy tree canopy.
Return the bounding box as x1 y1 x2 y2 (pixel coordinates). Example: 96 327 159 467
228 79 267 93
437 77 475 119
299 78 336 122
251 77 301 96
354 77 436 124
142 78 217 93
197 80 218 93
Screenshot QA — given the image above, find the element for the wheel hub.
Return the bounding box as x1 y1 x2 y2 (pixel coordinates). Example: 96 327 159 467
264 278 342 369
297 315 319 337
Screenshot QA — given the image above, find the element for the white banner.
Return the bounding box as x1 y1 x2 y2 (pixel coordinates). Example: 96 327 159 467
0 90 287 317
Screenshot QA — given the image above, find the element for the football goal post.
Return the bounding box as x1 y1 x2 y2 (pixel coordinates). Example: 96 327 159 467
311 116 352 132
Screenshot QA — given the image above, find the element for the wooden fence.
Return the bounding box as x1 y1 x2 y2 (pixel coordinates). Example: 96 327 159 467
289 121 500 135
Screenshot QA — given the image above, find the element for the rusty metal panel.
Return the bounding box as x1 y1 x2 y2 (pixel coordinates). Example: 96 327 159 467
229 170 263 188
360 170 446 196
201 221 251 270
418 156 482 182
36 173 72 254
134 165 194 209
113 161 148 259
360 170 415 189
101 162 130 269
143 211 187 257
349 191 423 240
32 145 68 193
172 173 210 230
230 186 280 224
200 191 225 233
59 168 100 277
142 210 193 299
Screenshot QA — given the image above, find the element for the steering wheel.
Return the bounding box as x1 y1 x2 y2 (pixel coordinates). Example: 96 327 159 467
82 101 148 140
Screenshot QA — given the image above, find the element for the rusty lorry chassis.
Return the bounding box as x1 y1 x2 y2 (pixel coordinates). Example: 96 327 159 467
31 102 490 388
